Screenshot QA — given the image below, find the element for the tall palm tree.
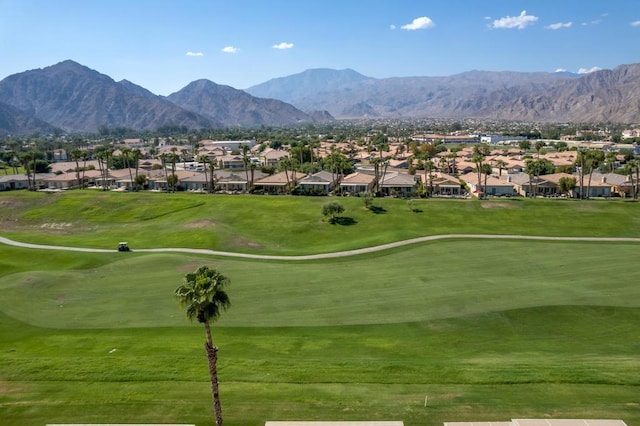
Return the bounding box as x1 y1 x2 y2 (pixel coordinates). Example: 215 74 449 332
175 266 231 426
70 148 83 189
132 149 143 191
198 154 210 193
121 147 134 191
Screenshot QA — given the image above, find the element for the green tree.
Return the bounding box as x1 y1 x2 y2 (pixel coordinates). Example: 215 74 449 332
558 176 577 197
322 201 345 224
534 140 546 159
175 266 231 426
519 140 531 151
361 191 374 210
167 173 179 191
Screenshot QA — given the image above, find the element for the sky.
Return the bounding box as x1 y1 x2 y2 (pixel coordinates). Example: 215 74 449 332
1 0 640 96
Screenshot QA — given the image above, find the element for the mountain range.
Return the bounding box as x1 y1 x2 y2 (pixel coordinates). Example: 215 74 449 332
246 64 640 123
1 60 640 136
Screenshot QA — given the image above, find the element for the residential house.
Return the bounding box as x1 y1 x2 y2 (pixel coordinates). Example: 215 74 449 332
572 172 614 198
0 174 30 191
217 154 245 170
260 148 289 167
254 171 305 194
429 172 465 196
147 170 197 191
215 173 248 192
298 171 340 193
462 173 515 197
339 172 375 195
110 168 137 191
52 149 68 162
42 172 80 190
180 173 210 192
379 171 418 197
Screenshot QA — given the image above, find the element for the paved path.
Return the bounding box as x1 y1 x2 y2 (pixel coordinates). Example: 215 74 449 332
2 234 639 261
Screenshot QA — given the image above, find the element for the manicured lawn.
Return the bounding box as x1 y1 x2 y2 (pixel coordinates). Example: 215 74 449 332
1 191 640 254
0 192 639 425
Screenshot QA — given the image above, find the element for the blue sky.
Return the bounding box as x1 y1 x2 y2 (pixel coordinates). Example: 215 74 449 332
1 0 639 95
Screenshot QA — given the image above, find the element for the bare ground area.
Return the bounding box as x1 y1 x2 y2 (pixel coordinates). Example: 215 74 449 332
183 219 217 228
480 202 518 209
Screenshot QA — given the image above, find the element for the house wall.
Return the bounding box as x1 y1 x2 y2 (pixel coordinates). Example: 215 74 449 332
340 184 368 194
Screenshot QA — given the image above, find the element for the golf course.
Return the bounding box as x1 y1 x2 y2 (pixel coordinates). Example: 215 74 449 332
1 191 639 426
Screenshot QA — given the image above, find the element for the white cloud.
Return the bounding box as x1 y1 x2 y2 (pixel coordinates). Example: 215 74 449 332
185 51 204 57
390 24 397 30
401 16 435 30
491 10 538 30
222 46 239 53
546 22 572 30
555 68 567 73
577 66 603 74
272 42 294 50
632 20 640 27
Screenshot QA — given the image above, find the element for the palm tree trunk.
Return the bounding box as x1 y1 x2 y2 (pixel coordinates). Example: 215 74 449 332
205 342 223 426
204 322 223 426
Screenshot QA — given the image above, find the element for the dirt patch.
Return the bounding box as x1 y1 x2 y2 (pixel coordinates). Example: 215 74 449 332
435 393 460 400
40 223 72 229
480 202 518 209
184 219 216 228
230 237 264 250
0 381 25 395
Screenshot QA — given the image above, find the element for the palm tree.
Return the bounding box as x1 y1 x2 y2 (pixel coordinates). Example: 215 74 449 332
585 149 604 199
121 147 134 191
534 140 545 159
158 153 169 192
70 148 83 189
198 154 210 193
175 266 231 426
132 149 143 191
241 144 250 192
494 159 507 177
524 159 537 198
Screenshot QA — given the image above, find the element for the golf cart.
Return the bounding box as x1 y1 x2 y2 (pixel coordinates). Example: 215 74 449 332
117 242 130 252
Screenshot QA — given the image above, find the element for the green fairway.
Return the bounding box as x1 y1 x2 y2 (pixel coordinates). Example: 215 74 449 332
1 192 639 425
2 191 640 254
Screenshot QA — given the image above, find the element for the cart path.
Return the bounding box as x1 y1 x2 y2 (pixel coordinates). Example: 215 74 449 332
2 234 640 261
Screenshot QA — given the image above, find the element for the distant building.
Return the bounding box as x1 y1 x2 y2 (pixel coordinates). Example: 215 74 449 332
200 140 257 151
411 134 478 144
480 134 527 145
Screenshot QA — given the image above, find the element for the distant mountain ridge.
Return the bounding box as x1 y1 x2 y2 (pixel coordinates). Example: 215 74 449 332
1 60 640 135
245 68 372 103
0 60 331 134
246 65 640 122
0 60 216 133
166 79 319 127
0 100 57 136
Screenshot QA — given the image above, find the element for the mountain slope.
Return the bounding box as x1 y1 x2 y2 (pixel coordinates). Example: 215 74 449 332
166 79 318 127
265 70 580 119
0 60 217 132
0 101 57 136
245 68 372 102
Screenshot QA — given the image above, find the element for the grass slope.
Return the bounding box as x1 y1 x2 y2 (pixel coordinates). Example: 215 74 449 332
1 191 640 254
1 192 639 425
